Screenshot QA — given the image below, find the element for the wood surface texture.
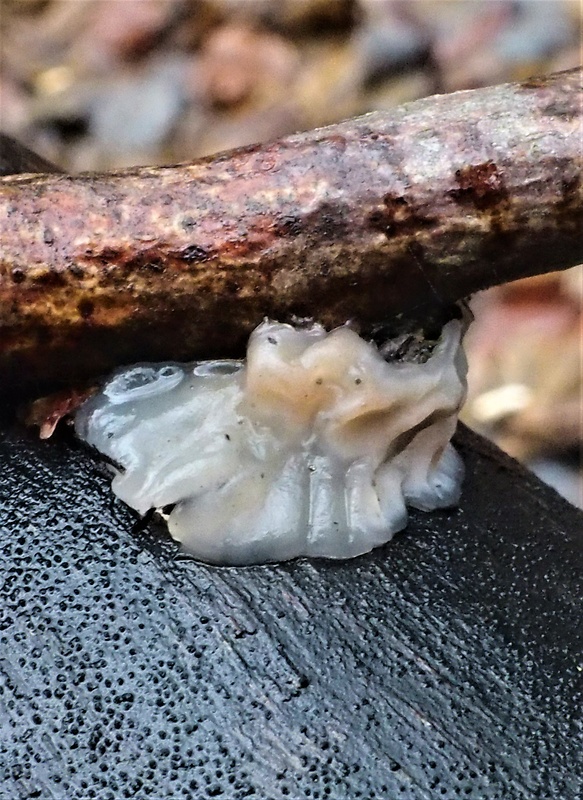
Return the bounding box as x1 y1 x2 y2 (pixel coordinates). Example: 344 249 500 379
0 421 581 799
1 68 582 400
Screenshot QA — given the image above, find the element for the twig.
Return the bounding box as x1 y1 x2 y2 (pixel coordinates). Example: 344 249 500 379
0 69 581 400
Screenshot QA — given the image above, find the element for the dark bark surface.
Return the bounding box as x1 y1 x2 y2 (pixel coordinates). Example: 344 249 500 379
0 421 581 798
0 134 62 178
1 69 582 401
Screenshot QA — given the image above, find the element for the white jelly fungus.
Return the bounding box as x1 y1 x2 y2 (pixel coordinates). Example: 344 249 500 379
75 319 468 565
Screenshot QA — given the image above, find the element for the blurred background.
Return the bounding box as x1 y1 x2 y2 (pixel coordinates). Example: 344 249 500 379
1 0 581 506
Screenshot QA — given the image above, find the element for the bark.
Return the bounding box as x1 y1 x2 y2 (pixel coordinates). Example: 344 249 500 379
0 134 62 178
1 419 583 796
0 68 581 400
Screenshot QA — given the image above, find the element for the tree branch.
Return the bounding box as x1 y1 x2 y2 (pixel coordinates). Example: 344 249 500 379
0 68 581 400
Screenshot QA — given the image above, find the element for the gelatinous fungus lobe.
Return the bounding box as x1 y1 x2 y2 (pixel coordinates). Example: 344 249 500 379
75 318 468 566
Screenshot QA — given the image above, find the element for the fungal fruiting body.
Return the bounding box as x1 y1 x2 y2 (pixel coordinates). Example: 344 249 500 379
75 319 468 565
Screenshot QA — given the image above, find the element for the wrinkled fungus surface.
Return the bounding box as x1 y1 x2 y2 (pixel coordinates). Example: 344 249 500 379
75 320 468 564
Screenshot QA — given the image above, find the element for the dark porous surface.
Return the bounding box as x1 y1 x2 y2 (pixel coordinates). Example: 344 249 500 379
0 420 581 800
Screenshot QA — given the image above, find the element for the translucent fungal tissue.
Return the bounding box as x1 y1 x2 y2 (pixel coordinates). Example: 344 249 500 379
75 319 468 565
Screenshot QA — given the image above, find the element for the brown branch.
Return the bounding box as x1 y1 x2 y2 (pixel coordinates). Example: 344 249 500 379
0 68 581 400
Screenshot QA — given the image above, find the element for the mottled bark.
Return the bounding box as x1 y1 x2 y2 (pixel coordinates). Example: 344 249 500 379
0 68 581 400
